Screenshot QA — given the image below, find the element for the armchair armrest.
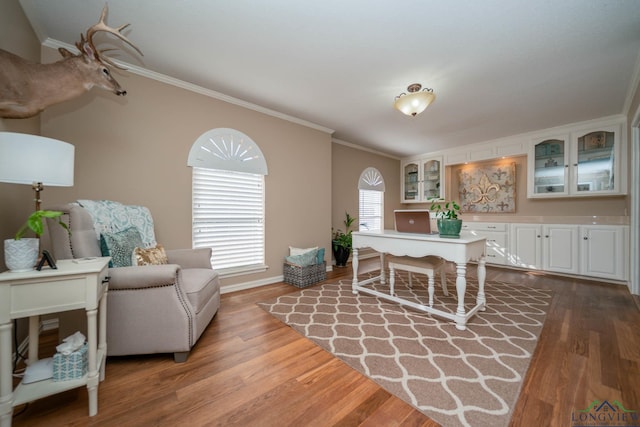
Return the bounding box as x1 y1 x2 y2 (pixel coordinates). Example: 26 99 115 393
166 248 212 269
108 264 180 290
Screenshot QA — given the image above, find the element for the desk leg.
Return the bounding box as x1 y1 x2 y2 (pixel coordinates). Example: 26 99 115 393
455 263 468 331
86 308 98 416
477 256 487 311
0 323 12 427
351 248 359 294
379 253 386 285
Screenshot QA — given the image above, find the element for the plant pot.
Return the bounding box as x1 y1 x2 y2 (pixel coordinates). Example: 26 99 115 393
437 219 463 239
332 243 351 267
4 238 39 272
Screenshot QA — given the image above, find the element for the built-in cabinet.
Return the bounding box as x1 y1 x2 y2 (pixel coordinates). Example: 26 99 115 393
510 224 580 274
401 157 444 203
528 124 622 198
508 223 627 281
580 225 627 280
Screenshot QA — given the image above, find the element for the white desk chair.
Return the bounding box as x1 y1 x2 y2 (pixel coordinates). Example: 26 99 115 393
388 255 447 307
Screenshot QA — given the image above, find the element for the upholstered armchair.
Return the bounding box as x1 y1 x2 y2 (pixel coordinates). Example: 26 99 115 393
45 201 220 363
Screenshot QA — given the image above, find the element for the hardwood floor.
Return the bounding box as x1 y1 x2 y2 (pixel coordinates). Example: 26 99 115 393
10 260 640 426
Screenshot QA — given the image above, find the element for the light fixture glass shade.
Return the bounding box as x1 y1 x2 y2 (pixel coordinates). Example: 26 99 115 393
0 132 74 187
394 84 436 117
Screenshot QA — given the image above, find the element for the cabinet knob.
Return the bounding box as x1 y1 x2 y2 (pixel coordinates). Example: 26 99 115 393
545 235 549 238
573 163 578 167
583 237 588 240
565 165 569 168
537 235 541 238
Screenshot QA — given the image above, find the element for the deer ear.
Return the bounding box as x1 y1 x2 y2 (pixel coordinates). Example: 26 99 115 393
58 47 74 58
80 42 97 61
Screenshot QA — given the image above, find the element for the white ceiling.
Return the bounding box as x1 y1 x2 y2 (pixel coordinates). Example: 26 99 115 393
17 0 640 158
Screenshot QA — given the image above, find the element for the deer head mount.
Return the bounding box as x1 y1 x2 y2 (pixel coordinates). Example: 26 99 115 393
0 4 143 119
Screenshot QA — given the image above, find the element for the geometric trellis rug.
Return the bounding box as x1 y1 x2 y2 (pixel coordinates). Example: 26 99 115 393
258 272 553 427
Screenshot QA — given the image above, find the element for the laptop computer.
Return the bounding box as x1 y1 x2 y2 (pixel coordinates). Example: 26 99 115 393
394 209 432 234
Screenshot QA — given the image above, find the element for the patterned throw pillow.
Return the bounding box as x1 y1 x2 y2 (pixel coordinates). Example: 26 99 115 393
285 248 318 267
289 246 324 264
100 227 144 268
133 244 169 266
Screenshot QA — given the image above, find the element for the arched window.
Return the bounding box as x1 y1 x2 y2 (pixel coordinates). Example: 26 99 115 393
358 167 385 232
188 128 268 274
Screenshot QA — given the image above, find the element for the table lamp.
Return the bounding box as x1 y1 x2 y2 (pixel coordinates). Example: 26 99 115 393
0 132 75 211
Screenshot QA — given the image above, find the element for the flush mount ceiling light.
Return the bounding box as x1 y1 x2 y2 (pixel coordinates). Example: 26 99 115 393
394 83 436 117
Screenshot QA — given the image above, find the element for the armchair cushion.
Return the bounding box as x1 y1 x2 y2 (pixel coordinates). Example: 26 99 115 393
180 269 220 314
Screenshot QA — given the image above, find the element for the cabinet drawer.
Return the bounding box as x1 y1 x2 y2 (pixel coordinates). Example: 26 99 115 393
462 222 507 232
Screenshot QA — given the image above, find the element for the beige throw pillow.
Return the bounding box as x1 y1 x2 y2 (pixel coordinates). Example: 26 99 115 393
133 244 168 266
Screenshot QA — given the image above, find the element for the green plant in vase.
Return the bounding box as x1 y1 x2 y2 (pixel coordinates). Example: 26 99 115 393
429 199 462 238
332 211 356 267
4 210 68 272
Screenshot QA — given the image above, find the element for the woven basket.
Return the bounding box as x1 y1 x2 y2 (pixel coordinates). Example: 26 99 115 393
283 261 326 288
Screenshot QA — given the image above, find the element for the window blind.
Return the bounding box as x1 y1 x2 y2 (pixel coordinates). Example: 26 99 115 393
192 167 265 271
359 189 383 231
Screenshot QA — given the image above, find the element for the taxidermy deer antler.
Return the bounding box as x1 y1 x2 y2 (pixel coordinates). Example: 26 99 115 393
0 4 143 119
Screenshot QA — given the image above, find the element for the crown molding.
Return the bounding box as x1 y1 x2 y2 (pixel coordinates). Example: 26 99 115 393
332 138 400 160
41 38 335 135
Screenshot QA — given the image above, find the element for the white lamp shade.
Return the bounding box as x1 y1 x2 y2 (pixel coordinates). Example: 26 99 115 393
394 91 436 117
0 132 74 186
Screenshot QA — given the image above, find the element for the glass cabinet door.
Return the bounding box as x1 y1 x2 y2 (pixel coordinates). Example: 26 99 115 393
423 159 442 200
575 130 615 193
532 138 568 195
403 162 419 201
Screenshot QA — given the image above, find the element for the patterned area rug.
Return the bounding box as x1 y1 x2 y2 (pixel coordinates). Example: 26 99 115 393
258 272 553 427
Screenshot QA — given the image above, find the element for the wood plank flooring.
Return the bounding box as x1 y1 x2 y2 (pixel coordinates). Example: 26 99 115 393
10 260 640 426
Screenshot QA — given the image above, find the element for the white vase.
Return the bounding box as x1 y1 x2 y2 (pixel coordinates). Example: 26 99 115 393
4 238 39 272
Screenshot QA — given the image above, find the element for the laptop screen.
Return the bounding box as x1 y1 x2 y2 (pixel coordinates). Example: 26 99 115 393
394 210 432 234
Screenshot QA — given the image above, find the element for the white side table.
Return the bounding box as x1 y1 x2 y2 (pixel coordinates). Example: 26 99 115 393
0 257 110 427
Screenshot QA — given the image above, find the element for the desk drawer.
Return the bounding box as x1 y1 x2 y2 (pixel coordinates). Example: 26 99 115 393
465 229 508 265
462 222 507 232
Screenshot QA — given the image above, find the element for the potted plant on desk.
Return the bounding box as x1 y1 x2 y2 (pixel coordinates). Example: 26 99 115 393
4 210 68 272
429 199 462 238
332 211 356 267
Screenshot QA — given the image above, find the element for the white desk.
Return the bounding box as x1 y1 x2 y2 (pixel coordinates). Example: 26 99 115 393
0 257 110 427
351 230 487 330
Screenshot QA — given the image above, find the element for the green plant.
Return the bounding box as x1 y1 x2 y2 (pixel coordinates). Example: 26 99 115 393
14 210 68 240
429 199 461 220
332 211 357 248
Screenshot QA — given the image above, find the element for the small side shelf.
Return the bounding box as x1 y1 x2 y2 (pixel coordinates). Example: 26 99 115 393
12 349 105 406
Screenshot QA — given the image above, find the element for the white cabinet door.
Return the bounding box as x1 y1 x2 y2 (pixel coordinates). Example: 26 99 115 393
509 224 542 269
528 136 570 197
542 225 579 274
580 225 627 280
401 157 444 203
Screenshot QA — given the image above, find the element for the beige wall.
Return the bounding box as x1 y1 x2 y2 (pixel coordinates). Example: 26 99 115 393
0 0 41 271
36 45 333 288
331 143 401 233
